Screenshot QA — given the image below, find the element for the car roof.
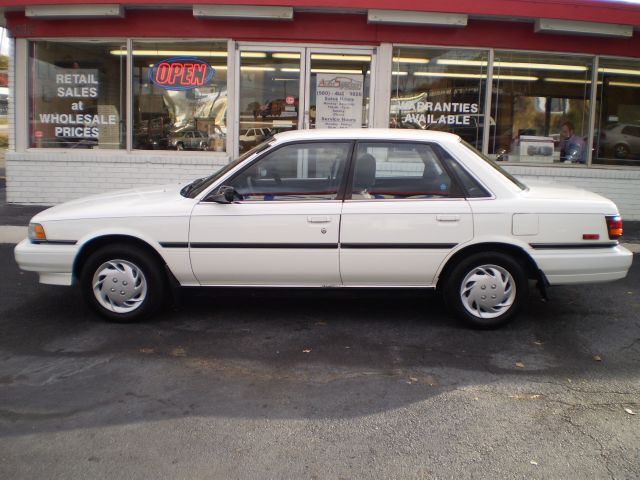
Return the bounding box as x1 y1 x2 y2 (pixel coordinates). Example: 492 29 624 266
272 128 462 144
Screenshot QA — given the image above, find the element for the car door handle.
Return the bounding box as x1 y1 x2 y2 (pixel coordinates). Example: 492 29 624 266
436 214 460 222
307 216 331 223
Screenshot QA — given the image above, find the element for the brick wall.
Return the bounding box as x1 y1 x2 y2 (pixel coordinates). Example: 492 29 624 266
505 165 640 220
6 151 640 220
5 151 229 204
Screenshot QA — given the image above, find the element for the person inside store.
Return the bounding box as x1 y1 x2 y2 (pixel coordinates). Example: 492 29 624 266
559 121 587 164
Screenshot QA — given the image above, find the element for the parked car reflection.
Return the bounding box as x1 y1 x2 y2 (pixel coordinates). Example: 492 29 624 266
599 123 640 160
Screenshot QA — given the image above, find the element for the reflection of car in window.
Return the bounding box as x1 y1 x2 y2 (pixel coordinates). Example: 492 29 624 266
600 123 640 160
239 128 272 147
168 130 210 151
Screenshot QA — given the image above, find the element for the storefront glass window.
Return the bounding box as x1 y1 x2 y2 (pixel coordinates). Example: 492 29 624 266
490 51 593 165
238 50 301 155
390 47 488 151
132 41 228 152
29 41 126 149
593 58 640 166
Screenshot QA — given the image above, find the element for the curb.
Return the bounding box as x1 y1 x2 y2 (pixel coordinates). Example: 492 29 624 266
1 225 639 252
0 226 27 244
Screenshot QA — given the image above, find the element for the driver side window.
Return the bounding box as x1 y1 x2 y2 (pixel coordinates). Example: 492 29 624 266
228 142 350 201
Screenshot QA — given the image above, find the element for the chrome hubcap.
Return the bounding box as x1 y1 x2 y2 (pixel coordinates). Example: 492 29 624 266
92 259 147 314
460 264 516 319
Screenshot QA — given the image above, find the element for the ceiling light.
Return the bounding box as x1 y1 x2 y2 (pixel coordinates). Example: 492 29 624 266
413 72 537 81
280 68 301 73
271 53 301 59
111 49 228 57
545 78 592 84
599 67 640 76
240 52 267 58
437 59 587 71
241 67 276 72
393 57 430 64
311 69 364 74
311 54 371 62
608 81 640 88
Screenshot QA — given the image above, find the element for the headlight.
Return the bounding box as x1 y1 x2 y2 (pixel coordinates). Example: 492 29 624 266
28 223 47 242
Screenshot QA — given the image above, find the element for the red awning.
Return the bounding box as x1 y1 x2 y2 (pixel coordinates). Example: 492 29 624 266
1 0 639 27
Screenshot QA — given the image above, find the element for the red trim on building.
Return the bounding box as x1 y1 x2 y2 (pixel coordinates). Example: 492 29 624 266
6 10 640 58
1 0 640 26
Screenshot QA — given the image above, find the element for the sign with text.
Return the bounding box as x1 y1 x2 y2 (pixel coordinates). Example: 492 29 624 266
315 74 364 129
149 57 215 91
398 100 480 128
36 68 118 141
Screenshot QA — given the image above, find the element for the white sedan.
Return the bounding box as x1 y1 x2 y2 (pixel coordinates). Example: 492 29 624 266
14 129 633 328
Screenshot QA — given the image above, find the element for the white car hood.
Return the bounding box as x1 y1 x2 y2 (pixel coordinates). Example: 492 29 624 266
32 184 195 222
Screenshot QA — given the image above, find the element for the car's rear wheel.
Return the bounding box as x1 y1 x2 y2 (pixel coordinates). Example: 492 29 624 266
80 244 165 322
614 143 630 159
443 252 528 329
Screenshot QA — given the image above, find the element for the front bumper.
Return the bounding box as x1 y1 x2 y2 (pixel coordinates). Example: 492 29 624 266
532 244 633 285
14 238 78 286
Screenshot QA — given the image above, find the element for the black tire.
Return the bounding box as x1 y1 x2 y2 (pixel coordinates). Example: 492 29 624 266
176 142 185 151
614 143 630 159
442 252 529 329
80 243 165 323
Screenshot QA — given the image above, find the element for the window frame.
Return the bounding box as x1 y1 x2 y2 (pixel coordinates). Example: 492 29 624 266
26 37 130 151
22 37 233 155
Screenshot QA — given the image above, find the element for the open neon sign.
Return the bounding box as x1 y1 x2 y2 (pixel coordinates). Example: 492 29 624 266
149 57 215 91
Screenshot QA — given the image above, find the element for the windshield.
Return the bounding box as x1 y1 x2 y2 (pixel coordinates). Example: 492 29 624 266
180 140 274 198
459 139 527 191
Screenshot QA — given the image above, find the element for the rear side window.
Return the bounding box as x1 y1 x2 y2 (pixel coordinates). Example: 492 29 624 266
349 142 462 200
621 125 640 137
438 149 491 198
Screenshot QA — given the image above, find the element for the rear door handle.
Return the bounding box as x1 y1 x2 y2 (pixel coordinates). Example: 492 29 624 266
436 214 460 222
307 216 331 223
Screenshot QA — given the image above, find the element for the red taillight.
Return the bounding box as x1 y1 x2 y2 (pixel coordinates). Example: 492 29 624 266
606 215 623 240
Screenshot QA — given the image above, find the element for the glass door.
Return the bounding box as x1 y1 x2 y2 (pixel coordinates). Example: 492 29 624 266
304 49 374 130
237 47 304 155
236 45 375 155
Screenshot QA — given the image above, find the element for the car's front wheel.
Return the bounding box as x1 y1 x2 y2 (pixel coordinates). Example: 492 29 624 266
443 252 529 329
80 244 165 322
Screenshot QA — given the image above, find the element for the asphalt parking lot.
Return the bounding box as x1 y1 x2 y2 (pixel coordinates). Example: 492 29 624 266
0 244 639 479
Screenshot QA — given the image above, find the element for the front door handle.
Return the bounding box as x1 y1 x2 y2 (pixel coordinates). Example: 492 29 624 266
436 214 460 222
307 216 331 223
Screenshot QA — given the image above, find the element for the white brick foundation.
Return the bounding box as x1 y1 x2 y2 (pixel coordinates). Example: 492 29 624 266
5 151 229 205
505 165 640 220
5 152 640 221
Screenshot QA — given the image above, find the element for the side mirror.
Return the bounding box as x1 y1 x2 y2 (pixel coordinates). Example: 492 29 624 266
209 185 237 203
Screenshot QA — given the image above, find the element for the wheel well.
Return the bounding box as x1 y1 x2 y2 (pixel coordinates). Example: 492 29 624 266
72 235 167 284
436 243 541 291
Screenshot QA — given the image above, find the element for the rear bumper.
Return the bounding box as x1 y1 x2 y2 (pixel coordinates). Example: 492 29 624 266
14 238 78 286
532 244 633 285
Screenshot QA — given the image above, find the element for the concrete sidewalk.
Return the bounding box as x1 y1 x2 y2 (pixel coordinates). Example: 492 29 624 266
1 170 639 250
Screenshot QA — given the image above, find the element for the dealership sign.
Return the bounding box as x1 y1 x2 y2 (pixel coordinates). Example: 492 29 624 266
149 57 215 91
